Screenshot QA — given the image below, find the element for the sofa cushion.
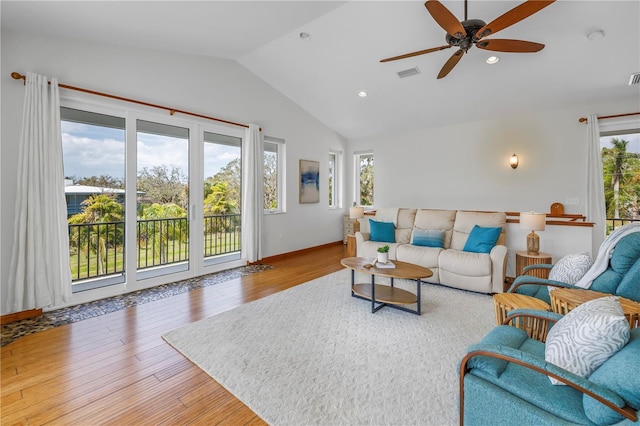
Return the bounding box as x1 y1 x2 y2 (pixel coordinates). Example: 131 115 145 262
414 209 456 248
583 328 640 425
548 252 593 284
396 244 441 282
439 249 492 276
451 211 506 250
545 296 630 385
369 219 395 243
463 225 502 254
411 228 444 248
609 232 640 273
615 258 640 302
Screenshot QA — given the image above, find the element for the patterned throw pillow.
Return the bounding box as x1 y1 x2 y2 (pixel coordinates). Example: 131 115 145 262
548 252 593 284
411 228 445 248
545 296 630 385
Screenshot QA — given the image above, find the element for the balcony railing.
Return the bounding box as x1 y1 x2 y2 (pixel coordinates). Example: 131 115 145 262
68 214 241 282
607 217 640 233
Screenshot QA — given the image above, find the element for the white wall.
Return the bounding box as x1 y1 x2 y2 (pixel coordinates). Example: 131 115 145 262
348 97 639 275
1 30 347 314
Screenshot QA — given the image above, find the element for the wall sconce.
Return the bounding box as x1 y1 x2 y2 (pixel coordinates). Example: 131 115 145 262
509 153 519 169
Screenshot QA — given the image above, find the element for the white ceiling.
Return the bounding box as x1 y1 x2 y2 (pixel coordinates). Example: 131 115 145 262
3 1 639 140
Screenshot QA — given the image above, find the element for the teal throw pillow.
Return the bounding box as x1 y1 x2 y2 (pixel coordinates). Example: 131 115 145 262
463 225 502 254
369 219 395 243
411 229 444 248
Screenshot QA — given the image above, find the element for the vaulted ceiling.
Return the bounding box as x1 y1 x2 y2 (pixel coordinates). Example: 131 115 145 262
3 1 639 139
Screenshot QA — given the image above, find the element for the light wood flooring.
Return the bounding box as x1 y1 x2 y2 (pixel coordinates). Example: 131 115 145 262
1 242 348 425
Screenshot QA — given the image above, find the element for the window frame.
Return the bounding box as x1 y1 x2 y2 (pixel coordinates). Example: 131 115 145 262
328 150 341 209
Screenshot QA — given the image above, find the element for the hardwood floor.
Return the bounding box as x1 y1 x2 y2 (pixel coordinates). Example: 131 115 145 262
1 242 348 425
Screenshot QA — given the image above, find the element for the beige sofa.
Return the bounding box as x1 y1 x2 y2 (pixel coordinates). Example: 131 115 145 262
355 208 507 294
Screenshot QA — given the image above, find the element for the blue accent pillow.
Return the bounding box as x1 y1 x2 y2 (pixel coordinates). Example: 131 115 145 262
369 219 395 243
411 229 444 248
463 225 502 254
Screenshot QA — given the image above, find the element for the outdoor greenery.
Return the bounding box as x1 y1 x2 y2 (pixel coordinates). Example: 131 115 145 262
602 137 640 220
359 154 374 206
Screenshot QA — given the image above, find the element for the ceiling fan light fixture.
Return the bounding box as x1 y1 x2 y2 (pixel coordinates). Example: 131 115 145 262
486 56 499 64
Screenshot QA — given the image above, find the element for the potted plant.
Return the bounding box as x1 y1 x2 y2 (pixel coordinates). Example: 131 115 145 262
377 244 390 264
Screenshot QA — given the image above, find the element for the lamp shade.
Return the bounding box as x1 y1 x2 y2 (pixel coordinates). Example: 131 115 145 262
349 206 365 219
520 212 546 231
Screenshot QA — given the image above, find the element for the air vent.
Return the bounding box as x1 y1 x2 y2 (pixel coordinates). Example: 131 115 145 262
397 67 420 79
629 73 640 86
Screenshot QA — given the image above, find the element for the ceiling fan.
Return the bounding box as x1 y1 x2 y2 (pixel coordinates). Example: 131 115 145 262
380 0 555 79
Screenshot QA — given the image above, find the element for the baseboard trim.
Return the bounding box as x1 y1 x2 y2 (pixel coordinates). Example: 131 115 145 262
1 308 42 325
252 241 343 264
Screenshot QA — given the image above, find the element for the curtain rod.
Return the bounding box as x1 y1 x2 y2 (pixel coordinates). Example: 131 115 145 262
578 112 640 123
11 71 258 131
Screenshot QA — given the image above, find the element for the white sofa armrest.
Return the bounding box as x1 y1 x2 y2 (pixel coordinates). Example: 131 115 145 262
489 244 508 293
355 231 370 257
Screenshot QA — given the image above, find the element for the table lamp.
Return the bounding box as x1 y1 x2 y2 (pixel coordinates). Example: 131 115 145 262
349 205 365 233
520 212 546 255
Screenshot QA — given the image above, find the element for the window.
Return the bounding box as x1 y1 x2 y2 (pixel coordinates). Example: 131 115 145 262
136 119 190 276
62 107 126 291
61 101 249 295
600 127 640 230
328 150 341 208
264 136 285 213
203 131 242 262
354 150 374 206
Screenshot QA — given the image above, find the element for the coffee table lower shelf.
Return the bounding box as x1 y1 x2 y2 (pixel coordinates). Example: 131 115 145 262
352 283 419 314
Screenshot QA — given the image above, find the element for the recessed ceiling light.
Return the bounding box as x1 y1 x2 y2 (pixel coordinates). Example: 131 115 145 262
358 91 368 98
486 56 500 64
587 30 605 41
299 32 311 40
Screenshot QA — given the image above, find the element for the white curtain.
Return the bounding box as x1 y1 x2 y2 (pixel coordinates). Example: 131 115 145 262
6 72 72 313
586 113 606 255
241 124 263 262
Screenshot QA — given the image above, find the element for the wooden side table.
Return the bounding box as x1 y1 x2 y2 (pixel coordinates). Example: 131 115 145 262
550 288 640 329
493 293 552 342
516 251 552 278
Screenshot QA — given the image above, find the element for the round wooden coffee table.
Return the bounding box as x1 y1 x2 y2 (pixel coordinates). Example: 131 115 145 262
341 257 433 315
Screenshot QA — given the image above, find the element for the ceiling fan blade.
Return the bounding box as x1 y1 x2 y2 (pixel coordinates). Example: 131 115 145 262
476 39 545 52
475 0 555 40
437 49 464 79
380 45 452 63
425 0 466 39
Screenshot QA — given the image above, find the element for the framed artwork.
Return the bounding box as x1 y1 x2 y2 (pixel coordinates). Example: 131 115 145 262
299 159 320 204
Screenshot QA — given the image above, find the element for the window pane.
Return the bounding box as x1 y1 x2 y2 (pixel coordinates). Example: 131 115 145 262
601 131 640 230
328 152 336 207
203 132 241 258
136 120 189 271
61 107 125 288
358 153 374 206
264 140 279 211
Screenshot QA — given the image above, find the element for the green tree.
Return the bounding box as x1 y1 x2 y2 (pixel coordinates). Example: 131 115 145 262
359 154 374 206
69 175 124 189
204 157 241 213
602 138 640 219
68 193 124 275
264 152 278 210
137 165 188 209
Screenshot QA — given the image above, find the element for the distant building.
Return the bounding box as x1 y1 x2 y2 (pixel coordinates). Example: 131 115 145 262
64 183 126 217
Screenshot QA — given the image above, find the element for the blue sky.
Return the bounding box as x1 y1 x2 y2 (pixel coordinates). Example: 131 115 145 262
600 132 640 152
62 121 240 183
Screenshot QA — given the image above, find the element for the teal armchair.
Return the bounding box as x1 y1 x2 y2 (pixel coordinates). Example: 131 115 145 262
459 309 640 425
508 231 640 304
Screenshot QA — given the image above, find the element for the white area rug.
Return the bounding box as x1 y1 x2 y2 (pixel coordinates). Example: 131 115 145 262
163 269 495 425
